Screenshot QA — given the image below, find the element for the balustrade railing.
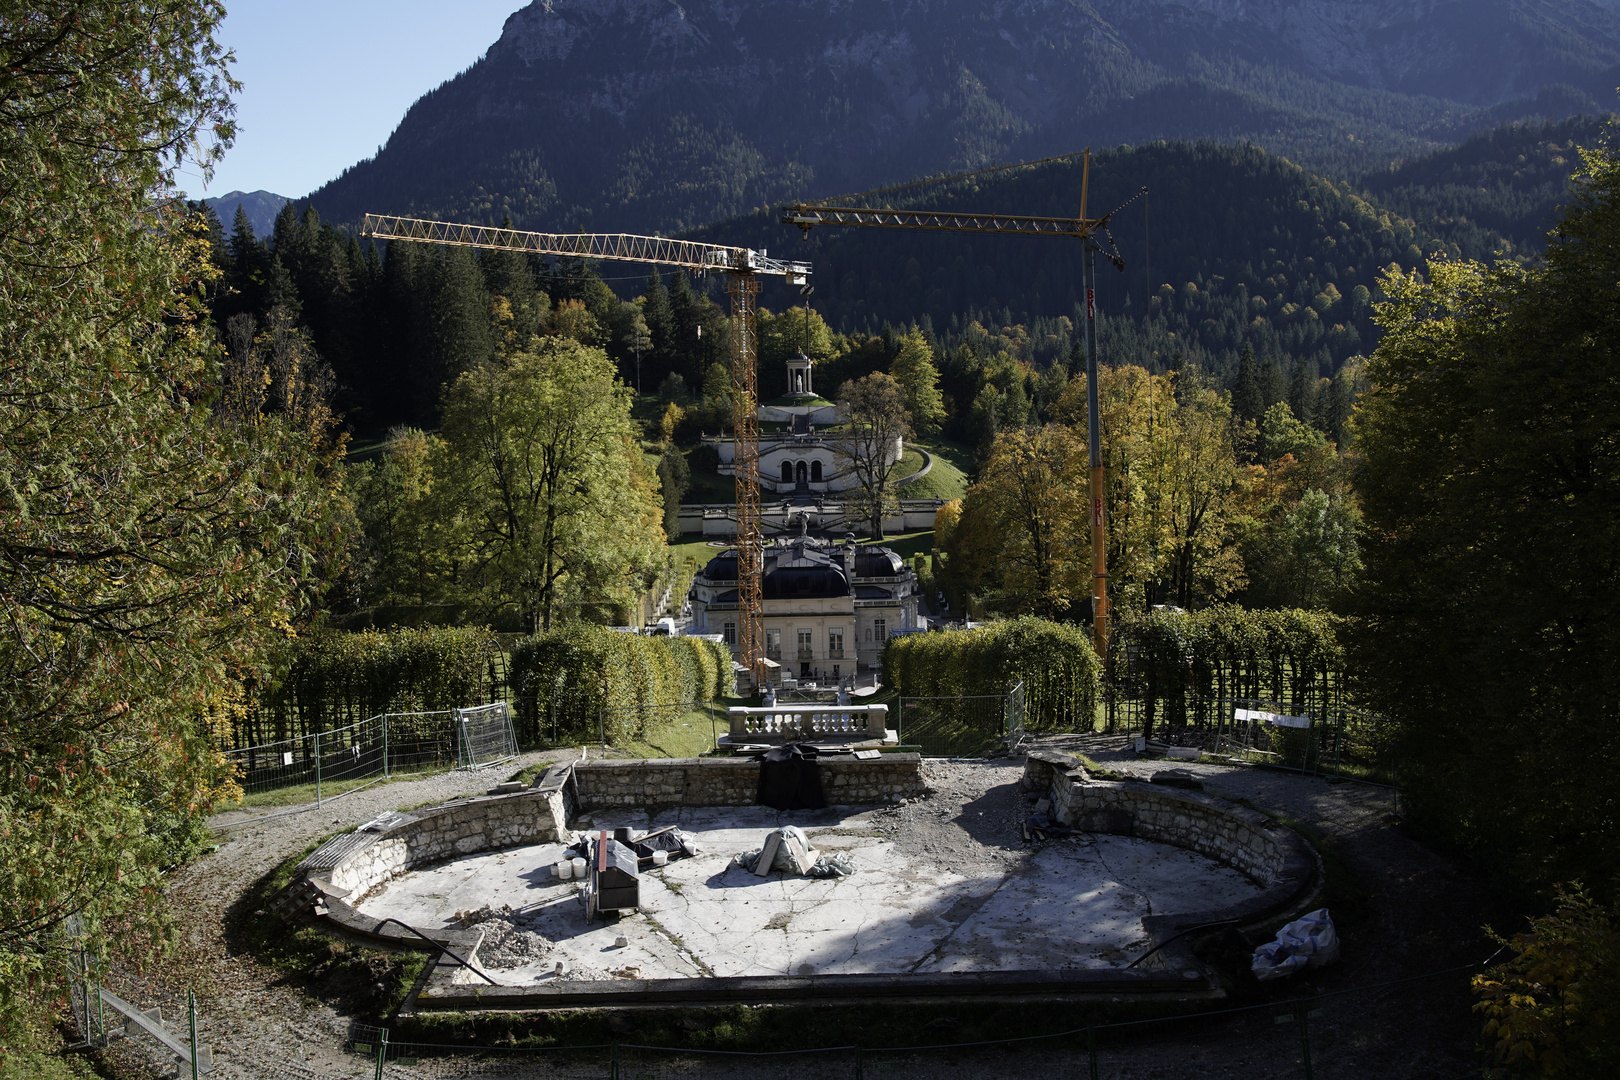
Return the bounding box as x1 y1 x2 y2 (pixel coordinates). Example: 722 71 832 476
727 704 890 741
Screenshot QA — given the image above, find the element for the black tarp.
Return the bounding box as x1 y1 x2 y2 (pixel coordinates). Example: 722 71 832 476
755 743 827 810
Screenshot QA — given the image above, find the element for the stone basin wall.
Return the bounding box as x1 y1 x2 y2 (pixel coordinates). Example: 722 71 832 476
1021 750 1318 892
296 753 924 926
571 754 924 810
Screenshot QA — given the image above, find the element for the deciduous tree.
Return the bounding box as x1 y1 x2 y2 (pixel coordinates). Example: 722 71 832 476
1353 138 1620 893
0 0 345 1005
835 373 911 540
439 339 665 631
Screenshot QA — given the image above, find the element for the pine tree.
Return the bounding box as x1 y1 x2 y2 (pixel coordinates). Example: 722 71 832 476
1232 343 1265 423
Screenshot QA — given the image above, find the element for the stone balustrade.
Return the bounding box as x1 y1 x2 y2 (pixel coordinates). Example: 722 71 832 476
727 704 890 741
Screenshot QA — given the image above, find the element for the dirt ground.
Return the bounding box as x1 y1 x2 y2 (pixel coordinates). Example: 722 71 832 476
93 740 1509 1079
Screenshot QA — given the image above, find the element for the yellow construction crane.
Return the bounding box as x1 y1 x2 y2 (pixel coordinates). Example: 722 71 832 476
360 214 811 684
781 150 1144 665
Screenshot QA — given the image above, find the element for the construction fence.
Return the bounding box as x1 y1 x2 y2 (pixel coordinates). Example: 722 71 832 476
1100 690 1399 786
895 681 1024 757
223 703 518 803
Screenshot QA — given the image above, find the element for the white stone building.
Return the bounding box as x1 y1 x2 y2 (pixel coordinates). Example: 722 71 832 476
687 534 921 679
701 350 903 497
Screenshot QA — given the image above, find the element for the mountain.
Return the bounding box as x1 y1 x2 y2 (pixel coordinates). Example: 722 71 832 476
305 0 1620 235
204 190 289 239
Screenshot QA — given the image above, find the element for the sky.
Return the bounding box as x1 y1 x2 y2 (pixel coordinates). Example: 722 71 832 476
176 0 526 202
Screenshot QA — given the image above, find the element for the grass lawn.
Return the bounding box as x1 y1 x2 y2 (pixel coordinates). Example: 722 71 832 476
874 527 936 560
344 434 392 465
896 436 972 501
617 705 727 757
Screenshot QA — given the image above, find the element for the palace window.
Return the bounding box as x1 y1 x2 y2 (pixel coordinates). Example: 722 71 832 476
723 621 736 645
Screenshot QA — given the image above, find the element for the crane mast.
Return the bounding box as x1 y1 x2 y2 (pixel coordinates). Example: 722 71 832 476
780 151 1142 667
361 214 810 685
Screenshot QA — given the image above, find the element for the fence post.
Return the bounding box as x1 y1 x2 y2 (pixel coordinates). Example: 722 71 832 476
382 714 390 780
854 1043 863 1080
1295 1001 1315 1080
314 731 322 805
896 697 904 745
610 1041 619 1080
374 1027 388 1080
188 991 199 1080
599 708 607 748
1087 1024 1099 1080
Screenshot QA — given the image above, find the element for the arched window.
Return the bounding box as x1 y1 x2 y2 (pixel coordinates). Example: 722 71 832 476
810 459 823 482
795 460 808 483
781 460 793 483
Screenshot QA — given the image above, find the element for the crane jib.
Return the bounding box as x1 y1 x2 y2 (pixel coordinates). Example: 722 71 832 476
780 205 1107 238
361 214 811 281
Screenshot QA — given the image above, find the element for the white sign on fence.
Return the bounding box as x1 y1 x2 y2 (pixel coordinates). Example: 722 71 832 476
282 751 294 766
1234 708 1312 729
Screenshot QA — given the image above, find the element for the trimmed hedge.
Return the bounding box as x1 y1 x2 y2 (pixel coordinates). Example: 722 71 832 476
251 626 503 742
882 617 1102 732
1117 606 1347 739
509 625 730 745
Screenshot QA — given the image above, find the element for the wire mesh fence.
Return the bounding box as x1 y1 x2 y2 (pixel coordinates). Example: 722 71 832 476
223 704 516 805
896 681 1023 758
69 956 214 1078
455 702 520 769
1093 687 1399 786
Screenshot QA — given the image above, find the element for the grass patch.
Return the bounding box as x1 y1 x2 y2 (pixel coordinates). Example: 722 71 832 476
896 438 970 501
1078 754 1132 782
872 528 935 560
614 706 726 758
231 839 433 1024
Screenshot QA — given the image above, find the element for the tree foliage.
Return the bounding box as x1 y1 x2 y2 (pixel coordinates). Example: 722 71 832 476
0 0 344 1003
882 617 1101 733
834 373 911 540
438 338 665 633
1352 135 1620 893
1473 885 1620 1078
509 625 729 745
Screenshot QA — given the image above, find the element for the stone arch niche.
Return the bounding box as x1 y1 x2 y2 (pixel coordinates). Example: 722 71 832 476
795 460 808 484
811 460 823 482
781 460 793 483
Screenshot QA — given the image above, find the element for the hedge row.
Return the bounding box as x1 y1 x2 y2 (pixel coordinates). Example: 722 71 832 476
1117 605 1348 738
882 617 1102 732
252 626 503 743
509 626 730 745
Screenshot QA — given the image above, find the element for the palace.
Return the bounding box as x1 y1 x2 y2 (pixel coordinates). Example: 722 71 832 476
702 349 903 497
687 533 922 679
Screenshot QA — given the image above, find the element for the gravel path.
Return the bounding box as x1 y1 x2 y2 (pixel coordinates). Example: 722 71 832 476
113 751 570 1080
109 743 1506 1080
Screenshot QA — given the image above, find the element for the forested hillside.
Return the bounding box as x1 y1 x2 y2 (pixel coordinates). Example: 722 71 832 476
301 0 1620 236
707 125 1601 388
205 120 1606 439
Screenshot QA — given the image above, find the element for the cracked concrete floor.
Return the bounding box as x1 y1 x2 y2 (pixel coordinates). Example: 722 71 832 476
353 803 1260 984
